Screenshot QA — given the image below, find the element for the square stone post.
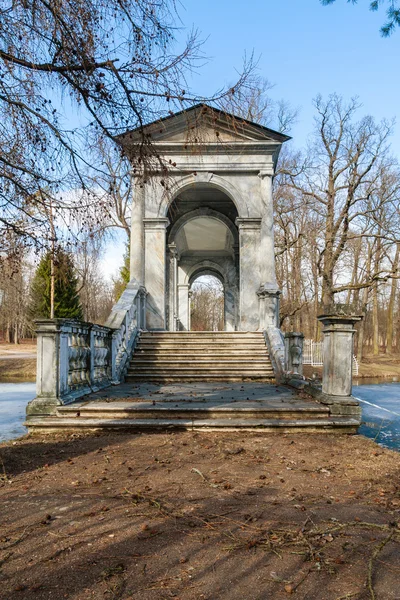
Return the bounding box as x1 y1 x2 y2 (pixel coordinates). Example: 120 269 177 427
236 217 262 331
144 217 169 330
284 332 304 376
317 314 362 398
27 319 70 417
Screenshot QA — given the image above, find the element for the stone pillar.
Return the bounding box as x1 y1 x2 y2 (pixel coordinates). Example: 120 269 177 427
27 319 69 417
236 218 262 331
317 314 363 398
143 217 169 330
188 290 193 331
259 170 278 287
284 332 304 376
130 180 145 283
177 284 190 330
168 243 179 331
224 284 236 331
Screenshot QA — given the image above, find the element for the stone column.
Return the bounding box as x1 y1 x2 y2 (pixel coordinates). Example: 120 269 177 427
188 290 193 331
168 243 179 331
177 284 190 330
259 170 278 287
284 332 304 376
224 284 236 331
236 218 262 331
143 217 169 330
257 170 281 329
130 179 145 284
317 313 363 399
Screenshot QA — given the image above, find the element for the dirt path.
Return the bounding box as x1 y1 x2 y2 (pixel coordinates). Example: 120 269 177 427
0 431 399 600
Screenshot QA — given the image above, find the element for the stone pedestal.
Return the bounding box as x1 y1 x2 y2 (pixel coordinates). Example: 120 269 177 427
284 332 304 376
258 284 280 330
317 314 362 397
27 320 68 416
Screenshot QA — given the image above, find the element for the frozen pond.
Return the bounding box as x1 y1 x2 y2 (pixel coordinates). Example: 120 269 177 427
353 382 400 451
0 380 399 450
0 382 35 442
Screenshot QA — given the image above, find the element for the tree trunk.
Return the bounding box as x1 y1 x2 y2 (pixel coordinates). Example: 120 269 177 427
386 243 399 354
372 237 382 356
357 244 372 360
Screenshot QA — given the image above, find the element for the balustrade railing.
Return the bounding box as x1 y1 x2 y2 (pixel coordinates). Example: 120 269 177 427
28 281 147 417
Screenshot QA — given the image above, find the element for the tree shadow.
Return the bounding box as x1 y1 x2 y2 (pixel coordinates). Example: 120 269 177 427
0 431 399 600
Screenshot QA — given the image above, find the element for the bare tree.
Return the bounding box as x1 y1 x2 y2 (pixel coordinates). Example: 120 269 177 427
190 278 224 331
284 94 397 308
0 0 253 252
219 74 298 132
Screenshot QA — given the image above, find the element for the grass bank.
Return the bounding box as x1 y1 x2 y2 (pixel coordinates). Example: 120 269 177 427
0 358 36 381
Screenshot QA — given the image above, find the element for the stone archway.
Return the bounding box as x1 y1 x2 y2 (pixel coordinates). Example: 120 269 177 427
187 261 237 331
189 272 224 331
123 104 289 331
166 196 239 331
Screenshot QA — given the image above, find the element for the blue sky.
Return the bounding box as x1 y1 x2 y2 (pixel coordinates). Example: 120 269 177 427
102 0 400 278
177 0 400 155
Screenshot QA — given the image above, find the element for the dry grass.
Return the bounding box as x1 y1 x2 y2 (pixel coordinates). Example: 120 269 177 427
0 358 36 380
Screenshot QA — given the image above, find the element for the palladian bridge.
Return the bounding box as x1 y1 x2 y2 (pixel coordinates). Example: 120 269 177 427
26 105 362 432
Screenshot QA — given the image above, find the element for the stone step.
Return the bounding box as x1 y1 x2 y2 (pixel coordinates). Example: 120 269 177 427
134 350 270 356
130 359 272 365
138 339 265 349
140 332 264 336
26 416 361 433
125 375 275 382
57 403 330 421
127 366 274 373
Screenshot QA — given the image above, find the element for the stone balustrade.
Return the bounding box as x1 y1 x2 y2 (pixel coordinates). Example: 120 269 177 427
27 280 147 418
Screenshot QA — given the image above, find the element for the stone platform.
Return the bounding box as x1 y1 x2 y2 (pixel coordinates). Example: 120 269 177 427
26 382 360 433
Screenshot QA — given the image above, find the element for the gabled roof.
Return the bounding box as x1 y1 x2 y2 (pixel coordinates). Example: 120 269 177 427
118 103 291 145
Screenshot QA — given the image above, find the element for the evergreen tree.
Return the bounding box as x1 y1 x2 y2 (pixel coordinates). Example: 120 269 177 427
29 249 83 320
113 244 130 301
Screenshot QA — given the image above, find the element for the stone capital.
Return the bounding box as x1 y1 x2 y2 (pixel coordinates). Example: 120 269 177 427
257 284 281 299
168 242 180 260
317 314 363 332
284 331 304 340
235 217 262 231
143 217 170 231
258 167 274 179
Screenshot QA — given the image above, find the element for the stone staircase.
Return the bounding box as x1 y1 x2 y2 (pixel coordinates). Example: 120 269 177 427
25 331 360 434
126 331 275 383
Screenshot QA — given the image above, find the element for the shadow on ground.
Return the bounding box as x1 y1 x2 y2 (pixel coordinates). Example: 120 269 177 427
0 431 399 600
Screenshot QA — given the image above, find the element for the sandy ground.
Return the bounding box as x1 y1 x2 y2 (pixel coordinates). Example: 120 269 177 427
0 431 399 600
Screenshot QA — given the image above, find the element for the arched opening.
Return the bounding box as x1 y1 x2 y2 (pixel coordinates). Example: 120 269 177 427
190 274 224 331
166 184 239 331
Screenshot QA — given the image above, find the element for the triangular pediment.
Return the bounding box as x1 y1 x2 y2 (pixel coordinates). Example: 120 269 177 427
118 104 290 145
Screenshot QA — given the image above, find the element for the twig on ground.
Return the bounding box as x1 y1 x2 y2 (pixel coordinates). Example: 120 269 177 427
367 529 395 600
